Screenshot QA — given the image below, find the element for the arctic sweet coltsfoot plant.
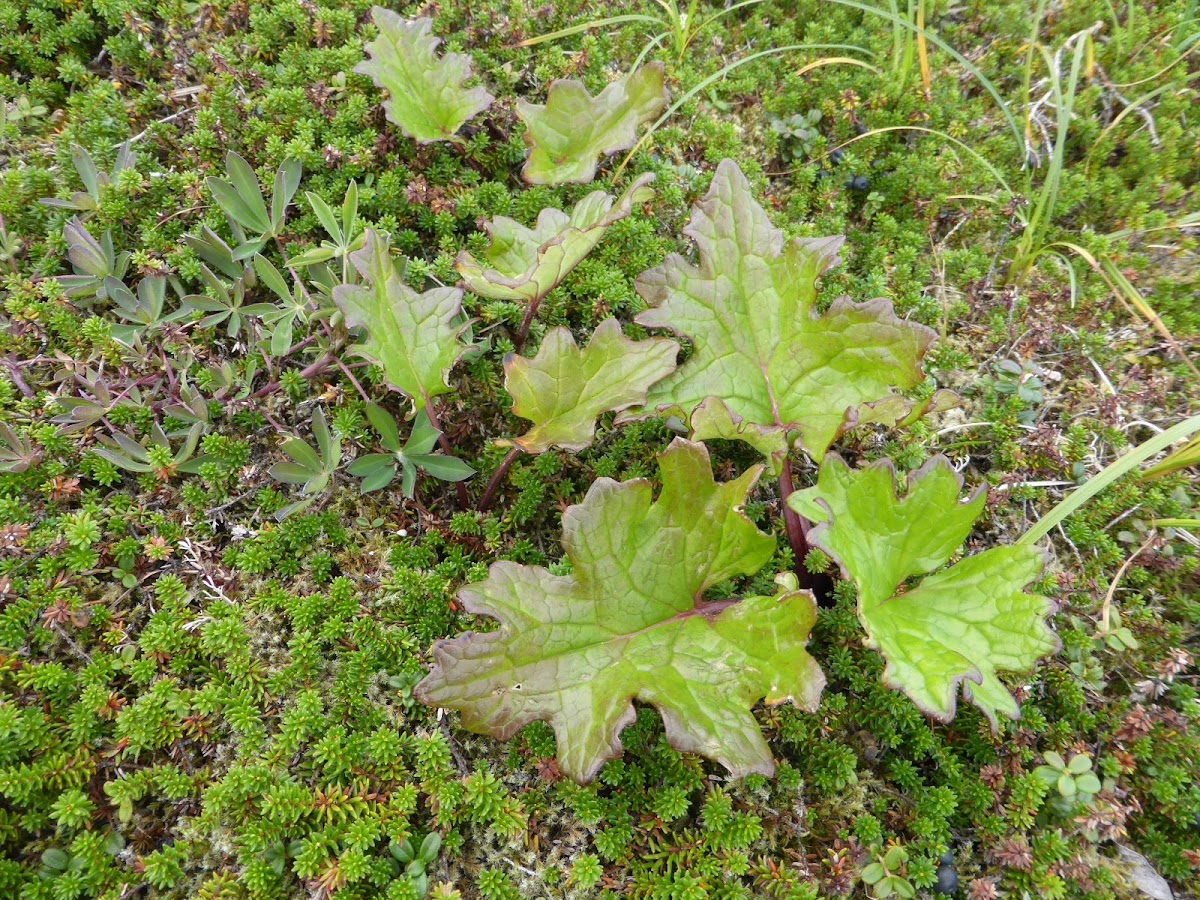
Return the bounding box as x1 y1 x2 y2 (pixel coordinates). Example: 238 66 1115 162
204 12 1058 781
355 7 494 144
456 172 657 348
394 162 1061 779
623 158 953 472
478 317 677 510
417 439 824 783
333 229 471 417
500 318 678 455
788 455 1059 726
517 63 669 184
332 228 476 506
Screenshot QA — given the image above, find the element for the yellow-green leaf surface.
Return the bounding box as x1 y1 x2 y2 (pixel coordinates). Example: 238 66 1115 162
504 318 678 453
456 173 656 302
355 8 494 144
790 455 1059 727
626 159 938 469
517 64 668 185
333 229 468 413
417 439 824 783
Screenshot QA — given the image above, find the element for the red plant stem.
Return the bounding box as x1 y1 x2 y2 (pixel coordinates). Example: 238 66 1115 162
332 356 371 403
248 353 334 399
778 457 814 591
160 348 177 392
478 445 523 513
2 360 34 397
423 398 469 509
284 334 319 356
512 299 542 351
258 346 277 379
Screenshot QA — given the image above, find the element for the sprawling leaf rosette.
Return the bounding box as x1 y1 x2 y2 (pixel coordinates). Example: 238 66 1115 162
626 159 953 470
333 229 470 414
517 64 668 185
789 455 1059 727
456 173 656 304
503 318 678 453
355 8 494 143
417 439 825 783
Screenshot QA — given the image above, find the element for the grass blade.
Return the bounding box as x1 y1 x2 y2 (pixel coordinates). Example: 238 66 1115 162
823 125 1013 194
611 46 878 182
916 0 931 94
517 15 662 47
1139 433 1200 481
826 0 1024 152
1019 413 1200 545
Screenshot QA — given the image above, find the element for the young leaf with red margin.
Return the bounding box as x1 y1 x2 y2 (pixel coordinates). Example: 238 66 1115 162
417 439 824 783
789 455 1059 727
625 159 953 471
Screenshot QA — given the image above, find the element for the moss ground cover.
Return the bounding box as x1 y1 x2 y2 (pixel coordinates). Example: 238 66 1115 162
1 1 1199 898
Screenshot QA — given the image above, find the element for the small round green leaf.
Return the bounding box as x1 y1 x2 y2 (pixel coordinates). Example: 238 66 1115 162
1057 772 1077 798
1066 753 1092 774
861 862 886 884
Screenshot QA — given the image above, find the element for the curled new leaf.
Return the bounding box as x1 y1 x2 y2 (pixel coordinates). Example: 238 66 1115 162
333 229 469 413
456 173 656 304
503 318 678 453
355 8 494 144
625 159 943 470
517 64 668 185
417 439 824 783
789 455 1059 727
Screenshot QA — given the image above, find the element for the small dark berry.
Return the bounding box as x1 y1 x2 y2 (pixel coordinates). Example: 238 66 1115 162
848 175 870 191
816 169 829 180
829 148 845 166
855 121 869 135
934 864 959 895
938 849 955 866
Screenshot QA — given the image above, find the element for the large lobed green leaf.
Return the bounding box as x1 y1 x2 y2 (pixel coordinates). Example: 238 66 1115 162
355 8 494 144
626 159 942 470
333 229 469 413
417 439 824 783
503 318 678 453
517 64 668 185
456 173 656 303
789 456 1059 727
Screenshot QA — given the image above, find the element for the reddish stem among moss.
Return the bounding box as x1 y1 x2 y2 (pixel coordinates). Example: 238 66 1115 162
478 445 523 513
778 457 814 593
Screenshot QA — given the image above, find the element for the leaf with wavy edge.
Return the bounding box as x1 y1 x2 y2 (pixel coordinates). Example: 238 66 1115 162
503 319 678 454
355 8 494 144
789 455 1058 727
624 159 940 470
457 173 656 303
417 439 824 783
333 229 469 414
518 64 668 185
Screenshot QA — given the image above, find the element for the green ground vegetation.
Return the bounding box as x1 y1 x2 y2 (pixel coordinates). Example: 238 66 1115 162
1 0 1199 898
